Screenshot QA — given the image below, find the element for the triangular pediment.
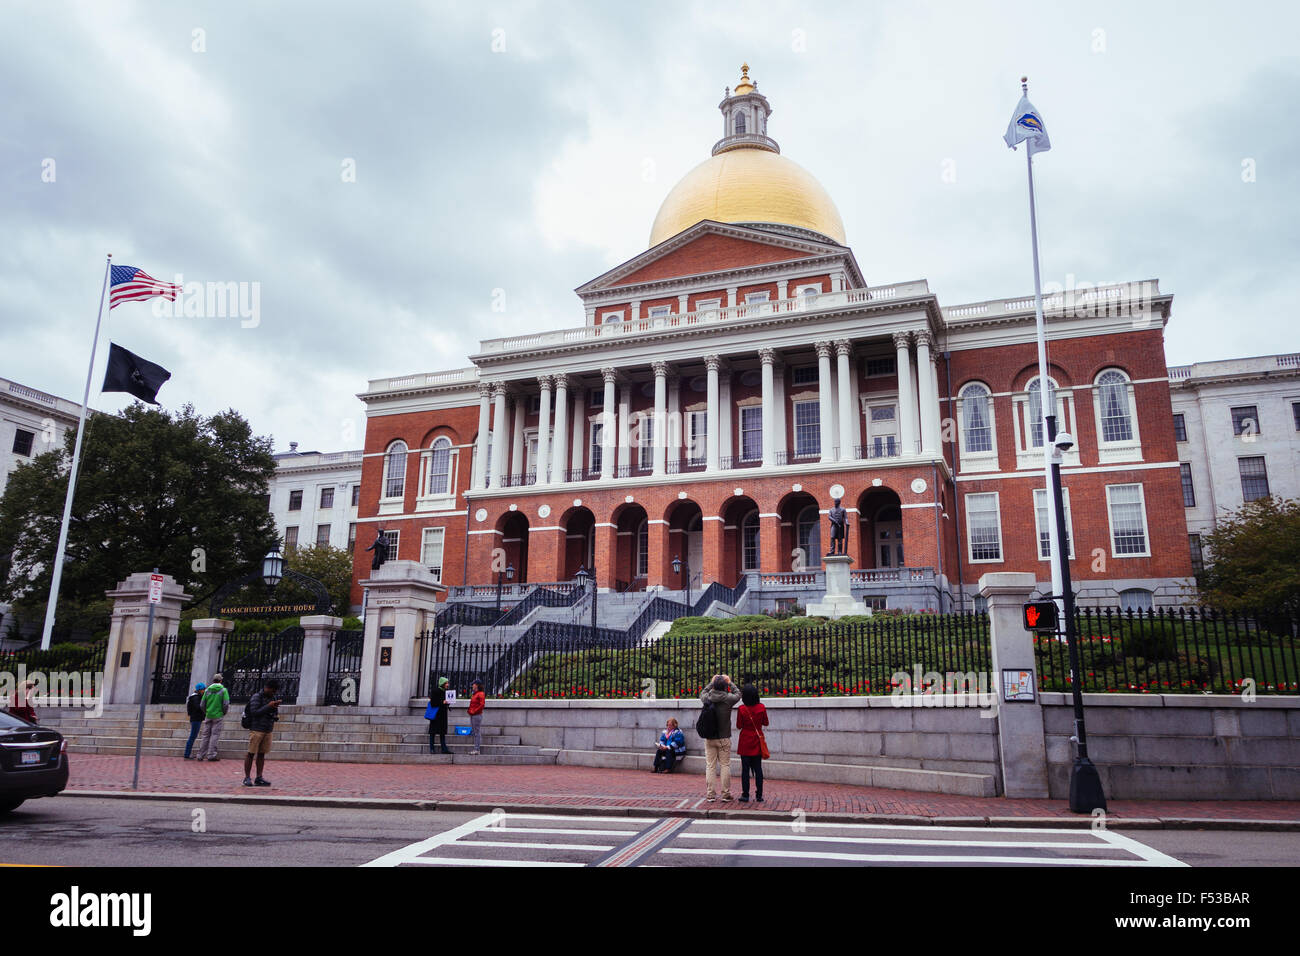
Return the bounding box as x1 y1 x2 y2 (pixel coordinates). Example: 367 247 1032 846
575 220 851 295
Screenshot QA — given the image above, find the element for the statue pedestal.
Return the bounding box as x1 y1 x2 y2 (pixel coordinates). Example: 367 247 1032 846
806 555 871 620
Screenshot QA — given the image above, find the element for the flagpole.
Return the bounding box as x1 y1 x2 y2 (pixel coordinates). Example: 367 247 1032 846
1018 77 1104 812
40 254 111 650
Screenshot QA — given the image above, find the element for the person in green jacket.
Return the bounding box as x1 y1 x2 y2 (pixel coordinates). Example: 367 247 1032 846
194 674 230 761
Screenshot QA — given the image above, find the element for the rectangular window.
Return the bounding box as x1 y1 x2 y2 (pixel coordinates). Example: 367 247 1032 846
744 291 770 304
1173 413 1187 442
865 356 896 377
687 410 707 462
1231 405 1259 436
11 428 34 457
315 524 331 547
1293 401 1300 432
868 404 898 457
647 305 672 317
351 484 360 507
1238 456 1269 501
1106 484 1150 556
966 493 1003 562
348 523 357 551
742 518 759 571
528 395 541 415
421 527 445 582
288 490 303 511
319 487 334 509
636 523 649 576
1180 463 1196 507
382 529 400 560
740 406 762 461
589 422 603 473
1033 488 1074 560
1189 533 1203 573
793 401 820 457
792 365 818 386
638 416 654 470
284 526 299 550
694 298 721 314
589 388 604 408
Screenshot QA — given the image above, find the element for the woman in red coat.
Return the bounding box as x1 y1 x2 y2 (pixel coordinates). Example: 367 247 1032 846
735 684 768 803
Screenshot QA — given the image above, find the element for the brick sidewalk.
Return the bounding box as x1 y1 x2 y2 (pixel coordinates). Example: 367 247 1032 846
63 753 1300 823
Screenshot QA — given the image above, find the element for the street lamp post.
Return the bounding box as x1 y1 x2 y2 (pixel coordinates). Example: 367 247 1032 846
495 563 516 612
262 547 285 590
672 554 691 608
575 566 597 634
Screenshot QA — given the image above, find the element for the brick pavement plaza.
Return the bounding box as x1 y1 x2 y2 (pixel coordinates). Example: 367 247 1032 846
63 754 1300 823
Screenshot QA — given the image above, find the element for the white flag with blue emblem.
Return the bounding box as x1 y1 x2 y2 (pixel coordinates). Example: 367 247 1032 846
1004 95 1051 155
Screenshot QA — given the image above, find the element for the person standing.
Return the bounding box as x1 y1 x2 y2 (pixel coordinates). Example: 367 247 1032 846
427 677 451 754
242 679 282 787
183 682 206 759
736 684 769 804
8 679 37 723
699 674 741 803
467 680 486 755
195 673 230 761
652 717 686 773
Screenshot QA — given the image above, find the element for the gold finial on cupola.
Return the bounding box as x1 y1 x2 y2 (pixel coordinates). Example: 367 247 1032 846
734 63 755 95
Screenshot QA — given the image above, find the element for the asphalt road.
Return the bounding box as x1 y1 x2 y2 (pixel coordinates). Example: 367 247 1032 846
2 795 1297 867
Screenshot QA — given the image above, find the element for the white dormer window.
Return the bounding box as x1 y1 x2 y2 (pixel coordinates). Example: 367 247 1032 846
601 311 624 325
647 305 672 318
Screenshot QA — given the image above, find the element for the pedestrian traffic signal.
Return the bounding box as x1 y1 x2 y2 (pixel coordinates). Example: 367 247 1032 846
1022 600 1058 633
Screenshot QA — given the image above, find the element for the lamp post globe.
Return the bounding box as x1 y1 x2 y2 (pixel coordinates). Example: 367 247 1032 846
262 548 285 590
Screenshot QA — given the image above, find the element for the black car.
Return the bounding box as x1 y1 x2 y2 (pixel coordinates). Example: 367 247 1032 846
0 710 69 814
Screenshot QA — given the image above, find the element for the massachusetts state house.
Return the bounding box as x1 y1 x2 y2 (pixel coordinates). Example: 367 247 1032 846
349 67 1194 613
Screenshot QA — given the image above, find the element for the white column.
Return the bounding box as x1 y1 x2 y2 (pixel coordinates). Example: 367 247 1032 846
894 331 918 455
836 340 856 461
774 363 787 462
570 386 586 476
511 392 526 481
816 341 835 463
916 330 939 456
617 381 632 473
551 375 568 484
677 294 689 315
929 352 943 457
652 361 668 477
705 354 721 471
536 375 552 484
777 279 789 301
473 382 491 490
759 348 776 467
667 375 682 467
719 370 733 467
489 382 509 487
600 368 616 480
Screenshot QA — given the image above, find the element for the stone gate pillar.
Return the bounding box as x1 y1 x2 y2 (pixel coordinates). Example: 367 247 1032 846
298 614 343 705
979 571 1050 798
190 618 234 694
103 572 191 705
358 561 446 707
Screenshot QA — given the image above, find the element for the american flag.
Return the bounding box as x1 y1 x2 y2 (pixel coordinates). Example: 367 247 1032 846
109 265 181 310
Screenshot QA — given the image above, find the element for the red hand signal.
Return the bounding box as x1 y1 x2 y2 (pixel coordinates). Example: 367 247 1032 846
1025 606 1040 627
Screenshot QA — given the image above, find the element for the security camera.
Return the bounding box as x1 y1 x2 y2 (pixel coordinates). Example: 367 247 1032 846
1053 432 1075 452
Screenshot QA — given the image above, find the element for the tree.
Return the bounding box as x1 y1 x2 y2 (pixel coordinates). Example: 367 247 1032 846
1200 497 1300 617
0 403 279 634
281 543 354 617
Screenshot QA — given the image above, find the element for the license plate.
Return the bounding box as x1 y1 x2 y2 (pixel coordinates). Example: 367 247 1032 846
20 750 40 765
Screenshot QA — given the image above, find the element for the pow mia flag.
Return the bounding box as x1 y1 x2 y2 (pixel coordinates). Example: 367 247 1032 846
102 342 171 405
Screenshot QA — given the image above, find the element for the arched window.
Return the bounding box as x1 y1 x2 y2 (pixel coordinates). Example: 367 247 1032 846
1096 369 1135 443
1026 378 1049 447
427 437 452 496
735 112 746 135
741 510 760 571
383 441 407 499
959 383 994 454
1119 588 1153 612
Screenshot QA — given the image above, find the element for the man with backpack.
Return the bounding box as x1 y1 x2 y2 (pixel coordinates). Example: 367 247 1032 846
242 679 283 787
697 673 741 803
195 673 230 761
183 682 206 759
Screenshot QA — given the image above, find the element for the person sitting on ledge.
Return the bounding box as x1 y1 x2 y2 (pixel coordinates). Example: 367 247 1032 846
653 717 686 773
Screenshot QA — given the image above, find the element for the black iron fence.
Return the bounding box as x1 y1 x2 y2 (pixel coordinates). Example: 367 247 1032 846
0 640 109 707
414 612 991 699
151 635 195 703
490 583 583 629
1035 605 1300 695
217 627 304 703
324 629 364 705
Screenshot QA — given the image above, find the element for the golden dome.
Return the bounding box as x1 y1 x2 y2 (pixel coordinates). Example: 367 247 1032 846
648 147 847 247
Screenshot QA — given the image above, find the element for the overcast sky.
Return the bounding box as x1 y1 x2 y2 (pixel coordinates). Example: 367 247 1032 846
4 0 1296 453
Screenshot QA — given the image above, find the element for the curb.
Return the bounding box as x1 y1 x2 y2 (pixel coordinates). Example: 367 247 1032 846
59 790 1300 831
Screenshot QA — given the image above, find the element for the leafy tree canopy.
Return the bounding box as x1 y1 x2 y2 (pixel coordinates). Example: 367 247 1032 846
1200 497 1300 616
0 402 279 634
